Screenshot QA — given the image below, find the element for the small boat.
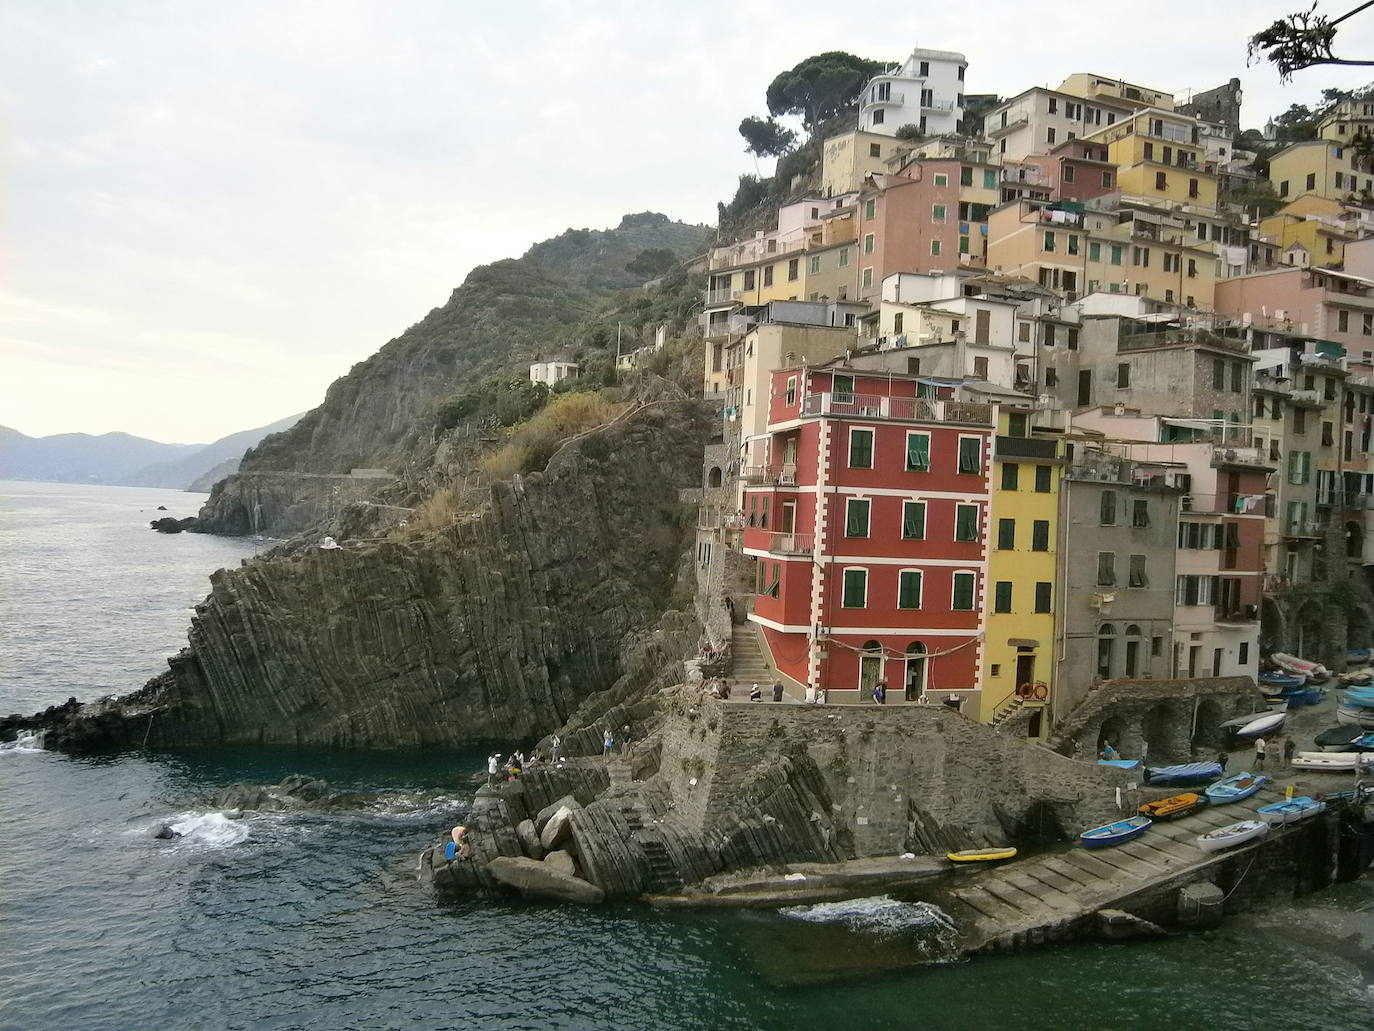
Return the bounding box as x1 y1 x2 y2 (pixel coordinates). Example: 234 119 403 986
1279 686 1324 707
1259 671 1305 691
1098 758 1141 770
1257 796 1326 826
1316 725 1365 750
1292 751 1373 773
1219 703 1287 733
1205 772 1268 804
1230 710 1286 739
1080 816 1152 848
1340 687 1374 706
1138 792 1206 821
1197 819 1268 852
1337 704 1374 728
1144 761 1223 785
1355 733 1374 752
1271 652 1330 681
1338 670 1374 687
947 847 1018 864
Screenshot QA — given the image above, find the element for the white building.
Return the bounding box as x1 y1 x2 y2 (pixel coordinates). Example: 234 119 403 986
985 87 1135 163
529 361 579 386
858 47 967 139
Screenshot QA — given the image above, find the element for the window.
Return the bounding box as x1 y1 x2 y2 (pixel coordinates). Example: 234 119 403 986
901 501 926 539
1089 241 1101 262
1155 171 1167 191
838 247 850 267
763 265 774 287
984 169 997 189
848 428 874 469
1102 171 1113 188
743 270 755 291
957 437 982 474
1340 309 1350 333
1128 554 1148 588
864 199 876 219
845 498 871 538
1002 462 1020 491
862 267 873 288
809 255 821 275
919 60 929 75
872 109 884 125
897 570 923 609
952 572 976 610
1097 624 1115 678
1032 519 1050 551
1240 642 1250 666
1097 552 1116 586
869 142 881 158
934 173 948 186
973 355 987 377
1044 231 1056 252
1288 450 1312 485
842 568 867 608
1046 366 1057 386
1188 177 1199 198
1110 245 1123 265
1068 235 1079 255
960 167 973 187
1294 408 1306 434
1063 164 1075 184
954 504 979 542
1048 98 1058 114
905 431 930 471
1034 582 1052 613
932 204 946 221
1034 465 1051 493
1212 358 1225 390
1100 490 1117 526
788 258 799 281
785 376 796 406
994 581 1013 613
1047 127 1056 145
1132 499 1150 527
931 239 941 256
1116 362 1130 388
997 518 1016 549
1307 172 1316 190
893 313 904 335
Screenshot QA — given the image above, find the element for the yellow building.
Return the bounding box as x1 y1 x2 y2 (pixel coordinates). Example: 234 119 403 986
979 409 1063 737
1269 140 1374 203
1258 204 1357 268
1085 109 1219 210
820 130 911 196
1057 73 1174 110
1317 98 1374 143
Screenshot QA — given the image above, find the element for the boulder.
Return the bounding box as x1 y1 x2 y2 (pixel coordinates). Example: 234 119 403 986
487 856 604 904
535 794 581 834
149 516 186 533
540 805 576 850
152 823 181 840
544 849 576 876
516 819 545 860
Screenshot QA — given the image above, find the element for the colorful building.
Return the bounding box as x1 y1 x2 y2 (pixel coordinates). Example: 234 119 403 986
1269 140 1374 204
1084 108 1219 210
742 363 995 709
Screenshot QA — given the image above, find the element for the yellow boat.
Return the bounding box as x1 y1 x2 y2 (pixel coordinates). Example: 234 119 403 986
946 846 1018 863
1138 792 1205 821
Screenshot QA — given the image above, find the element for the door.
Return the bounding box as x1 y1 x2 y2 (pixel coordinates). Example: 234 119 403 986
781 500 796 535
1188 645 1201 678
1077 369 1093 406
1125 640 1140 677
859 651 883 697
1015 653 1035 693
975 309 991 344
904 643 927 700
1213 647 1224 677
833 374 855 404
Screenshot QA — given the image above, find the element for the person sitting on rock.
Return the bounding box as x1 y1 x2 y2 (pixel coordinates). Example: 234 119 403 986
749 683 762 702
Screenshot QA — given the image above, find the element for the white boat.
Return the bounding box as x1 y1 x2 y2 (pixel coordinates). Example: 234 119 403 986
1292 751 1373 773
1337 704 1374 729
1232 710 1286 738
1258 797 1326 826
1197 819 1269 853
1219 703 1287 733
1271 652 1329 681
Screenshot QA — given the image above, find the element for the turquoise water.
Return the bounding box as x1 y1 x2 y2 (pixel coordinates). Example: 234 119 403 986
2 482 1372 1030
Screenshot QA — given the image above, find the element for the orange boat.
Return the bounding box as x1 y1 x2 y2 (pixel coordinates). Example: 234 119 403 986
1138 792 1206 821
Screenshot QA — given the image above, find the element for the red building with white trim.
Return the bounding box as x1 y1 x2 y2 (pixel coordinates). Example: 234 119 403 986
742 363 996 703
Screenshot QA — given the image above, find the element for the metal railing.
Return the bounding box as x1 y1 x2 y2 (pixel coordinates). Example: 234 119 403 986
1210 446 1271 469
1283 519 1327 537
769 532 814 554
1118 328 1247 353
797 392 992 425
741 465 799 487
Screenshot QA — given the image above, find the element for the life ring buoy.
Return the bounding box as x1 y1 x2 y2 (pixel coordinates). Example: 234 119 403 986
1032 682 1049 700
1016 682 1032 698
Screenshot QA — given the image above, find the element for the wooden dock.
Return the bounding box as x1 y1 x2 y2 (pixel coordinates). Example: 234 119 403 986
934 782 1316 954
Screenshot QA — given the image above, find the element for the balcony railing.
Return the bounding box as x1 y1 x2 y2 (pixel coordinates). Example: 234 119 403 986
863 90 906 108
996 435 1059 459
1118 329 1247 353
797 393 993 426
769 532 814 555
921 98 955 112
704 287 737 306
1215 604 1260 624
1210 446 1272 469
1283 519 1326 538
741 465 799 487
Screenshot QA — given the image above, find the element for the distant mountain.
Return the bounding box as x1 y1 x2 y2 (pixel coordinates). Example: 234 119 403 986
0 413 302 490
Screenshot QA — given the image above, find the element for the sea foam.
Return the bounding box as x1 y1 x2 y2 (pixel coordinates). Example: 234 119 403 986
0 730 46 755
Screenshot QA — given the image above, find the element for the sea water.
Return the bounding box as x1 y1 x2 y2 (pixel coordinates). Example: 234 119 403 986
1 480 1371 1031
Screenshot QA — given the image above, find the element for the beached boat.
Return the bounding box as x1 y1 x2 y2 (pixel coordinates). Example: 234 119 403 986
1138 792 1206 821
1144 761 1224 785
1271 652 1329 681
1205 772 1268 804
947 847 1017 864
1292 751 1372 773
1257 796 1326 826
1259 671 1306 691
1197 819 1269 852
1338 669 1374 687
1340 687 1374 706
1230 711 1286 739
1080 816 1152 849
1316 725 1366 750
1097 758 1141 770
1278 686 1324 707
1219 703 1287 733
1337 704 1374 728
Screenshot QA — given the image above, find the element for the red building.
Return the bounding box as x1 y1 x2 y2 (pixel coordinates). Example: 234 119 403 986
1025 139 1120 205
742 363 996 701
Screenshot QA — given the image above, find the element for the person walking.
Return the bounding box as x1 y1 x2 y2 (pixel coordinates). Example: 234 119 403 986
1283 737 1296 768
602 728 614 757
1254 736 1267 769
772 681 784 702
487 753 500 787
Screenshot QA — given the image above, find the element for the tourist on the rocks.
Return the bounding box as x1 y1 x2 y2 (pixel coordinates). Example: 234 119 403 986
1283 738 1296 767
1254 737 1267 769
551 734 562 762
603 728 614 756
772 682 784 702
487 753 500 786
1101 742 1117 762
621 724 631 752
749 683 762 702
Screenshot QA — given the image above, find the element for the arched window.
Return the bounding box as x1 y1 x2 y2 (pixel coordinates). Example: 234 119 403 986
708 466 723 488
1124 624 1143 678
1096 623 1117 680
859 640 884 697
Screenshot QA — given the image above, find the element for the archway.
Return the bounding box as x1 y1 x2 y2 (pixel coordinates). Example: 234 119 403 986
1141 702 1176 762
859 641 884 698
1261 597 1285 654
1096 623 1118 680
1295 601 1326 659
1123 624 1144 678
1097 715 1128 758
707 466 723 488
1348 604 1373 653
904 642 927 701
1192 698 1224 752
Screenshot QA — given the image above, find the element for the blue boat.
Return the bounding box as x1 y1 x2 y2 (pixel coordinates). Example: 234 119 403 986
1339 690 1374 708
1097 758 1141 770
1257 796 1325 826
1143 761 1224 785
1205 772 1268 804
1080 815 1152 849
1260 672 1305 690
1355 733 1374 751
1281 686 1325 707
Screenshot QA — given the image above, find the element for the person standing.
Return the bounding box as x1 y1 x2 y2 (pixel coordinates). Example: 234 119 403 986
1216 750 1230 773
1283 737 1296 768
602 728 614 757
487 753 500 787
873 681 886 705
1254 736 1267 769
772 682 784 702
550 734 562 763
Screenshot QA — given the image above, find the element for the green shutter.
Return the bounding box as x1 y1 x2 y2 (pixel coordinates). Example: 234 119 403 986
958 438 982 473
956 506 978 541
846 499 870 537
998 518 1015 549
843 569 867 607
902 502 926 539
995 581 1012 613
850 429 873 468
898 570 922 608
953 572 976 610
906 433 930 470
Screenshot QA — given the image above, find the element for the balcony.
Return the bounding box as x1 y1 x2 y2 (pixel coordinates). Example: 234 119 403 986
863 90 907 108
1283 519 1326 538
1210 446 1274 470
769 532 814 555
996 435 1060 459
798 393 993 426
1215 604 1260 625
742 464 799 487
703 287 740 307
1117 329 1247 354
921 97 955 112
1142 122 1194 144
988 113 1029 137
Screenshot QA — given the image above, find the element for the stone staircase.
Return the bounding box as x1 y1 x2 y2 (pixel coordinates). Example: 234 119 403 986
727 621 772 693
989 695 1025 729
618 803 683 892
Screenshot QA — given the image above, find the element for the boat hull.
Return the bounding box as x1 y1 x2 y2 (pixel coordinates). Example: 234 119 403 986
1080 816 1152 849
1257 798 1325 826
1197 820 1268 852
1204 773 1267 805
1144 761 1224 786
1138 793 1205 821
947 847 1017 864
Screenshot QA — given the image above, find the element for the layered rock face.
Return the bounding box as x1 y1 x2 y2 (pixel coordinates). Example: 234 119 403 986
19 403 710 751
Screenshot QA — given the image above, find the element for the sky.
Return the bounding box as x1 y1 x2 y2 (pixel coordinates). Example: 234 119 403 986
4 1 1374 443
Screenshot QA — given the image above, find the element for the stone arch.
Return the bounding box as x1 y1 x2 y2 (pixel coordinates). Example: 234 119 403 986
1192 698 1225 752
1097 714 1127 757
1348 604 1374 652
903 641 927 701
1141 703 1176 761
707 466 723 488
1295 601 1326 659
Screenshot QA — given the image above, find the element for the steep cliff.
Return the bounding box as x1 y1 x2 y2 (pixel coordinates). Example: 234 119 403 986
18 402 710 750
192 213 707 536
